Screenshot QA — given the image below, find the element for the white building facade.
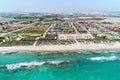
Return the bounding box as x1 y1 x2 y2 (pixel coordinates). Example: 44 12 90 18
58 34 94 40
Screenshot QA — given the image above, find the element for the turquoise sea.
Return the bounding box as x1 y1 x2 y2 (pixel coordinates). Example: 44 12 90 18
0 51 120 80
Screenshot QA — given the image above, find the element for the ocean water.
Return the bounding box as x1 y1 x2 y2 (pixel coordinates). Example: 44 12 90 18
0 51 120 80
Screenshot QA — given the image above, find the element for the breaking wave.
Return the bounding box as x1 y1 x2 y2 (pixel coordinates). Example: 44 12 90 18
0 61 71 70
89 55 119 61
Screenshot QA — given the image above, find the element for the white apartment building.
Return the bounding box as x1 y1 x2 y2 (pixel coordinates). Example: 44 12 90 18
58 34 94 40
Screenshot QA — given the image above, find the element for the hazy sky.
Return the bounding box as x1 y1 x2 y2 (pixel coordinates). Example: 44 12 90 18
0 0 119 13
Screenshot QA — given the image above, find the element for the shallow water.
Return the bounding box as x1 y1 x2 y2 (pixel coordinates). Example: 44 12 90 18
0 51 120 80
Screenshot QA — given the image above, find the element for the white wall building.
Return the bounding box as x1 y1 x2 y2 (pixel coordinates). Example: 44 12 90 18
58 34 94 40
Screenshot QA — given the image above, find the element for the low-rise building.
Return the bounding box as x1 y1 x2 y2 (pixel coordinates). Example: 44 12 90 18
0 26 3 32
97 33 120 39
58 34 94 40
5 34 22 41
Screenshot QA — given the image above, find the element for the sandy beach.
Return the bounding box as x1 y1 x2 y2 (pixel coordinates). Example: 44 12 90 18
0 42 120 52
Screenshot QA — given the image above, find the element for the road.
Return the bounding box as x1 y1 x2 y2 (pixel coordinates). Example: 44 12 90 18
76 22 90 33
0 26 33 37
33 24 53 46
42 24 53 37
70 22 79 34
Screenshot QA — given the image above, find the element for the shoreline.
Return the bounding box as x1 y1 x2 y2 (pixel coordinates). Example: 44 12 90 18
0 42 120 53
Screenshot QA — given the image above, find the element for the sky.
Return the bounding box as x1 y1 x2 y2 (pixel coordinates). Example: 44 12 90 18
0 0 120 13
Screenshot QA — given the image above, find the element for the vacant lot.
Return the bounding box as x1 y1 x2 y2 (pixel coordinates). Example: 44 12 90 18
12 28 47 35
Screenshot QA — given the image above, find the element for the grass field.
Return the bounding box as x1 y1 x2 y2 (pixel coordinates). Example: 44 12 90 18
3 28 47 37
18 28 47 34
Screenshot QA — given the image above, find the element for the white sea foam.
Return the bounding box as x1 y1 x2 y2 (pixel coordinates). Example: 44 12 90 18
2 60 70 70
6 62 45 70
48 61 70 65
48 61 64 65
89 55 119 61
